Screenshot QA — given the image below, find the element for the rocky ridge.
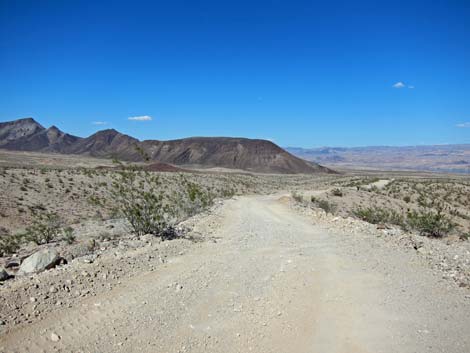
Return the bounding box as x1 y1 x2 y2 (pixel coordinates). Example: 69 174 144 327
0 118 332 174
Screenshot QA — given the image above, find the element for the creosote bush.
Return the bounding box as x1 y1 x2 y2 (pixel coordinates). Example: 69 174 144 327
407 208 455 238
24 211 63 245
291 191 303 203
108 161 216 238
177 175 215 219
331 188 343 197
0 229 22 256
110 163 174 237
353 207 404 226
352 204 455 238
315 199 337 214
62 226 76 244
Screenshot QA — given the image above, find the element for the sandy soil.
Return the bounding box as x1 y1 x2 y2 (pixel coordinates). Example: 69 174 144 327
1 195 469 353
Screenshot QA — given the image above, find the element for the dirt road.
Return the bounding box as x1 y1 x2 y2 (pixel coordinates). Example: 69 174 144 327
1 195 469 352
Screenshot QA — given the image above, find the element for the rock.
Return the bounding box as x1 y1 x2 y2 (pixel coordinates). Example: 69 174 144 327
50 332 61 342
0 268 10 281
18 248 60 275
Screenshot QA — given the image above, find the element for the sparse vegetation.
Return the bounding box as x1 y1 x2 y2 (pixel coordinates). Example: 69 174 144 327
331 188 343 197
109 164 175 237
353 207 404 226
407 208 455 238
315 199 337 214
0 229 23 256
62 226 76 244
24 211 63 245
292 191 303 203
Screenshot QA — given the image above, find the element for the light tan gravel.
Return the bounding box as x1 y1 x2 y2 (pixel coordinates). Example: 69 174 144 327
1 195 469 352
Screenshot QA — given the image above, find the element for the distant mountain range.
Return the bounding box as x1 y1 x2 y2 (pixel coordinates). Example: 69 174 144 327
0 118 332 174
286 145 470 173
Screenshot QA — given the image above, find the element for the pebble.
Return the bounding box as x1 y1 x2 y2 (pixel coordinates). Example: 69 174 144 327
50 332 61 342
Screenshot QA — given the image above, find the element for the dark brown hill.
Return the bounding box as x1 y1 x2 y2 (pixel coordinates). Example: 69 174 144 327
62 129 141 160
142 137 331 174
0 118 79 152
0 118 333 174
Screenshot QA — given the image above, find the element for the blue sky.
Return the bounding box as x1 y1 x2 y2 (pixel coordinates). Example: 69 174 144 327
1 0 469 147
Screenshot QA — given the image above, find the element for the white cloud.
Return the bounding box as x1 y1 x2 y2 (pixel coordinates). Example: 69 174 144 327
128 115 153 121
408 85 415 89
92 121 108 125
456 122 470 128
392 82 406 88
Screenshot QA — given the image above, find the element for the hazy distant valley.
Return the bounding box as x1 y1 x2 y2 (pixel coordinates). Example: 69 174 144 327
287 144 470 173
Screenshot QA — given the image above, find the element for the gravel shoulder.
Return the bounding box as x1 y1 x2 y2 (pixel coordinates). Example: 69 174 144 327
1 195 469 353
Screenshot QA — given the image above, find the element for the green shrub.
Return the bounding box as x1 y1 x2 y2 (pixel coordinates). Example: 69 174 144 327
353 207 404 226
0 229 24 256
24 211 63 245
62 227 76 244
178 176 215 218
331 188 343 197
291 192 303 203
407 208 455 238
110 164 175 237
403 196 411 203
315 199 337 214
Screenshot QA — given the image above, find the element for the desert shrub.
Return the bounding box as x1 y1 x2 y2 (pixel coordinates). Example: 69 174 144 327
353 207 404 226
0 228 25 256
291 191 303 203
331 188 343 197
178 176 215 218
403 196 411 203
88 195 103 207
221 187 235 198
62 227 76 244
407 208 455 238
24 211 63 245
460 232 470 241
109 164 176 237
0 234 24 256
315 199 337 214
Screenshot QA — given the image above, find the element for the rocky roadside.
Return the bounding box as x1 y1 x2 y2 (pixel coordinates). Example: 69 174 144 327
0 201 225 333
289 197 470 291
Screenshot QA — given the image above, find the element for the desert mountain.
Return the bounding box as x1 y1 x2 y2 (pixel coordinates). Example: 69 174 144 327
63 129 141 161
0 118 79 152
141 137 330 174
0 118 332 174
